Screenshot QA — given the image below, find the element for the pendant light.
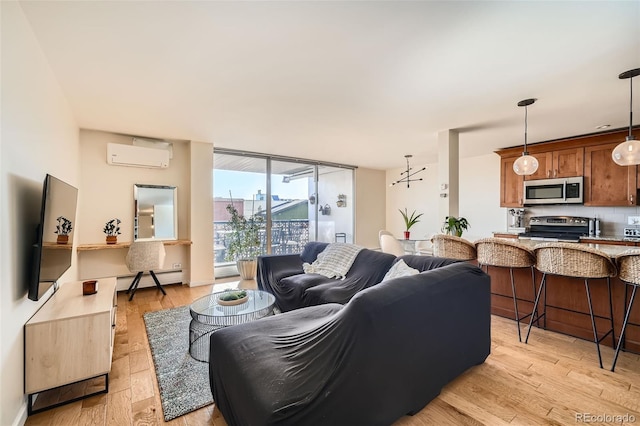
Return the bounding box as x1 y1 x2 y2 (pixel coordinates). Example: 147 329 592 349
612 68 640 166
389 155 426 188
512 98 539 176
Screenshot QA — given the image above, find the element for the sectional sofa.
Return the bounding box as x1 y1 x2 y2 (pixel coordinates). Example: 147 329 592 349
209 243 492 425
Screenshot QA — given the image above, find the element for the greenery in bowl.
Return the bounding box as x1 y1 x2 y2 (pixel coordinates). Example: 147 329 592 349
442 216 470 237
219 290 247 302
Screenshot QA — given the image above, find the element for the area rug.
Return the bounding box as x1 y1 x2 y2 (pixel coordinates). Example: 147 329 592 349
143 305 213 421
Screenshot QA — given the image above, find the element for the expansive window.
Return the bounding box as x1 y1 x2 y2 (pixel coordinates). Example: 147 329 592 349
214 150 355 277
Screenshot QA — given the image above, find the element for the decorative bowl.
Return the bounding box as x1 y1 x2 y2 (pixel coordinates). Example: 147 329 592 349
218 290 248 306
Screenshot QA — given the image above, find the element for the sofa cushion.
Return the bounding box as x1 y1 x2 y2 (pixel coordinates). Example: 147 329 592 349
382 259 419 282
259 243 396 312
303 243 364 279
300 242 329 264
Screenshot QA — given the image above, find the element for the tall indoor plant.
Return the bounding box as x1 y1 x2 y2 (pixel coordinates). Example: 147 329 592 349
224 203 265 280
442 216 470 237
399 208 423 239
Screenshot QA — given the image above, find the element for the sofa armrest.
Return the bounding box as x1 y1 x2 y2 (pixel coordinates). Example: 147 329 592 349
396 254 460 272
256 254 304 294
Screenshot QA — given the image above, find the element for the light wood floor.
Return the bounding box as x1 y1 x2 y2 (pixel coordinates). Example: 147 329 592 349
25 279 640 426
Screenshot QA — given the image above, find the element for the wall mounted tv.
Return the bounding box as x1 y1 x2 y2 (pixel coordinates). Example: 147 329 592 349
28 174 78 301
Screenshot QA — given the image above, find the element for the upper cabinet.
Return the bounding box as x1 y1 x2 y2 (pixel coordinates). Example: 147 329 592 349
500 156 524 207
497 129 638 208
584 143 637 206
523 148 584 180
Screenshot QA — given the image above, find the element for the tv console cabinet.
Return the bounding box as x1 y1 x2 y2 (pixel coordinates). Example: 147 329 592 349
24 277 117 414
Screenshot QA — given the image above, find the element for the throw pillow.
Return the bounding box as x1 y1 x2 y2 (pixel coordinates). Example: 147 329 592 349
382 259 419 282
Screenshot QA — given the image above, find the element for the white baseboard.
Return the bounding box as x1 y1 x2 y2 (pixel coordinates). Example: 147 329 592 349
13 402 27 426
189 280 214 287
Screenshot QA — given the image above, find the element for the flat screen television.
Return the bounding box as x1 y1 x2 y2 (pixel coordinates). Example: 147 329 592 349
28 174 78 301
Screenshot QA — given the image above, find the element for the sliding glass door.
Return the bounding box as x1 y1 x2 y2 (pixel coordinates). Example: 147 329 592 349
270 160 316 254
214 150 354 277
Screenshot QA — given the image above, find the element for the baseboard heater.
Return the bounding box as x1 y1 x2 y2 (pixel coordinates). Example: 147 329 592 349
116 270 183 292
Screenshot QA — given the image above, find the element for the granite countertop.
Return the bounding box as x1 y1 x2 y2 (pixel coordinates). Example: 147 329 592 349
493 231 637 243
579 235 640 243
514 238 639 259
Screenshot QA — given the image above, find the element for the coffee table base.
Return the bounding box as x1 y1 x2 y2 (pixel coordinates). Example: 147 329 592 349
189 319 222 362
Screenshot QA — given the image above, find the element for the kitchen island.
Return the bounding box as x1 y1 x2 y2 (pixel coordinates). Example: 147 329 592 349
487 237 640 354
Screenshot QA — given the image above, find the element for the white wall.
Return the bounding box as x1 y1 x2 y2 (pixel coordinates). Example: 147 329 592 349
459 154 504 240
355 167 386 248
189 141 214 286
386 154 504 242
1 3 80 425
386 161 440 241
77 130 192 287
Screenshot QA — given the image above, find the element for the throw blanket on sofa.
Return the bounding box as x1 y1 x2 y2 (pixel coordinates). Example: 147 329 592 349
303 243 364 279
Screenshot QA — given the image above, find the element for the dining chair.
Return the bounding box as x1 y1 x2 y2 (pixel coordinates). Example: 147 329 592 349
414 240 433 256
125 240 167 301
378 230 405 257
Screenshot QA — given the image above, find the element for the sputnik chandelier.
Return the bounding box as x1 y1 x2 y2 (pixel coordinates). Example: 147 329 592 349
390 155 426 188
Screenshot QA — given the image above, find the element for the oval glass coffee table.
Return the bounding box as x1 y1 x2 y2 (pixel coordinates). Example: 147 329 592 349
189 289 275 362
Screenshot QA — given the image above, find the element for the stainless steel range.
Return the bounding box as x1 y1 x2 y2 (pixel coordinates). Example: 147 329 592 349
519 216 590 242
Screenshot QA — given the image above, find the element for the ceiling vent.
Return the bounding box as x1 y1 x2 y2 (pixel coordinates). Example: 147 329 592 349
107 143 170 168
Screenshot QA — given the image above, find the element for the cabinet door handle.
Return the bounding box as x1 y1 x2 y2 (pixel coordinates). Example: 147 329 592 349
547 170 551 178
554 169 558 177
631 194 635 205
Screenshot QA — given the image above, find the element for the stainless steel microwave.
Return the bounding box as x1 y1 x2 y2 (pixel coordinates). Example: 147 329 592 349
523 176 584 205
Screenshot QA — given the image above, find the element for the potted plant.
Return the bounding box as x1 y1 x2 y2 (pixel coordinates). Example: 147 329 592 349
55 216 73 244
442 216 469 237
224 204 264 280
399 208 423 240
103 218 121 244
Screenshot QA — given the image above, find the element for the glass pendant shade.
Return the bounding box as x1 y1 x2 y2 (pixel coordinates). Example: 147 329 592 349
612 137 640 166
513 98 539 176
513 154 539 175
613 68 640 166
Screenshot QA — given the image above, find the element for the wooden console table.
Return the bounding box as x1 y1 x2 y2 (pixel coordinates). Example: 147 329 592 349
25 277 117 414
77 239 192 251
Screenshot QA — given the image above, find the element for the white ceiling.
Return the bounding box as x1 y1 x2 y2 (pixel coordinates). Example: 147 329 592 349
18 1 640 170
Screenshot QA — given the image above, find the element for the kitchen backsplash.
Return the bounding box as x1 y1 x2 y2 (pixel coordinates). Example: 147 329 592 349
511 205 640 238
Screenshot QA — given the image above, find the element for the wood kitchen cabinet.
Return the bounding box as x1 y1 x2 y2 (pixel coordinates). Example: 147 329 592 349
524 147 584 180
584 142 638 206
500 156 524 207
497 129 639 207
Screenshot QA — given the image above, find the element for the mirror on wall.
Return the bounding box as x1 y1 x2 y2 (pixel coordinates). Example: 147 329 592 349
134 184 177 241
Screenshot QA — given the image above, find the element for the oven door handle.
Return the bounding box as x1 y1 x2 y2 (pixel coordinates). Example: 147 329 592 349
563 180 567 201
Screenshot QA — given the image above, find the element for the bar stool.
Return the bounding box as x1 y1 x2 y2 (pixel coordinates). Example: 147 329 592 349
431 234 476 261
611 250 640 372
525 242 616 369
475 238 538 342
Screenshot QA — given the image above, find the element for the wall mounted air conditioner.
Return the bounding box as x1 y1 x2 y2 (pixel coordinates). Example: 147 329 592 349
107 143 170 168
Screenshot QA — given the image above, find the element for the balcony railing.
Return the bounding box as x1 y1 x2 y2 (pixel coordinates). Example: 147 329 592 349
214 220 310 265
